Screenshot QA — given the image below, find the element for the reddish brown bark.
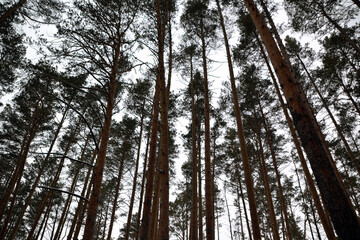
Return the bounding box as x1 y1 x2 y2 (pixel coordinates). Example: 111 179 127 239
245 1 360 238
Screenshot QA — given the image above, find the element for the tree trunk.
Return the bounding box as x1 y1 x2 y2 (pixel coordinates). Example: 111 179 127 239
155 0 170 238
313 0 360 55
224 187 234 240
82 23 121 239
124 103 145 240
139 77 160 240
106 144 128 240
2 104 70 239
297 55 360 175
25 118 81 240
190 54 198 240
215 1 261 239
200 16 215 240
0 0 26 24
197 115 203 240
235 161 252 240
53 136 88 240
254 125 280 240
254 32 337 240
135 119 152 240
245 1 360 238
67 144 97 240
256 94 293 240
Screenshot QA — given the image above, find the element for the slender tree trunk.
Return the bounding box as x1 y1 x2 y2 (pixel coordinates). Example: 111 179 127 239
149 167 161 240
216 2 261 239
53 138 88 240
139 78 160 240
257 94 293 240
101 204 109 240
73 173 93 240
25 118 81 240
190 54 198 240
235 186 245 240
82 24 121 239
254 126 280 240
36 201 52 240
254 32 337 240
0 0 26 24
248 0 360 232
106 144 128 240
235 161 252 240
135 119 152 240
297 55 360 176
124 104 145 240
0 99 41 222
313 0 360 55
197 116 203 240
67 143 97 240
224 187 234 240
199 16 215 240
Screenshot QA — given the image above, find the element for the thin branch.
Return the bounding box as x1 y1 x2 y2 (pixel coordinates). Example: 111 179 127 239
37 186 89 202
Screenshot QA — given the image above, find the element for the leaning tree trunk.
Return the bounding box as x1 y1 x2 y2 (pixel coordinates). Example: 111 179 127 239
25 118 81 240
254 32 336 240
0 0 27 24
215 1 261 238
2 103 71 240
245 0 360 239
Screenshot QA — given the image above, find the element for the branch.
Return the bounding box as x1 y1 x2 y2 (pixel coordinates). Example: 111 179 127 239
38 186 89 202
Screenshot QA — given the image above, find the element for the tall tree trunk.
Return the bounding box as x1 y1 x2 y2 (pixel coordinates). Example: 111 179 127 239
234 161 252 240
2 104 71 239
0 0 26 24
245 1 360 238
197 116 204 240
124 103 145 240
297 55 360 175
200 16 215 240
254 125 280 240
53 136 88 240
155 0 170 238
0 99 42 222
67 144 98 240
25 118 81 240
215 1 260 238
82 24 121 239
254 32 337 240
256 94 293 240
313 0 360 55
139 78 160 240
106 144 128 240
224 186 234 240
190 54 198 240
135 119 152 240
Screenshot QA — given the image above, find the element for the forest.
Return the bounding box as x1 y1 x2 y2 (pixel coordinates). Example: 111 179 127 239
0 0 359 239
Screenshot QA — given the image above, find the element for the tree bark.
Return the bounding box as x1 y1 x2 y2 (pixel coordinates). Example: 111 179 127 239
245 1 360 239
254 32 337 240
215 1 261 239
190 53 198 240
25 118 81 240
106 144 128 240
200 16 215 240
0 0 26 24
124 103 145 240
